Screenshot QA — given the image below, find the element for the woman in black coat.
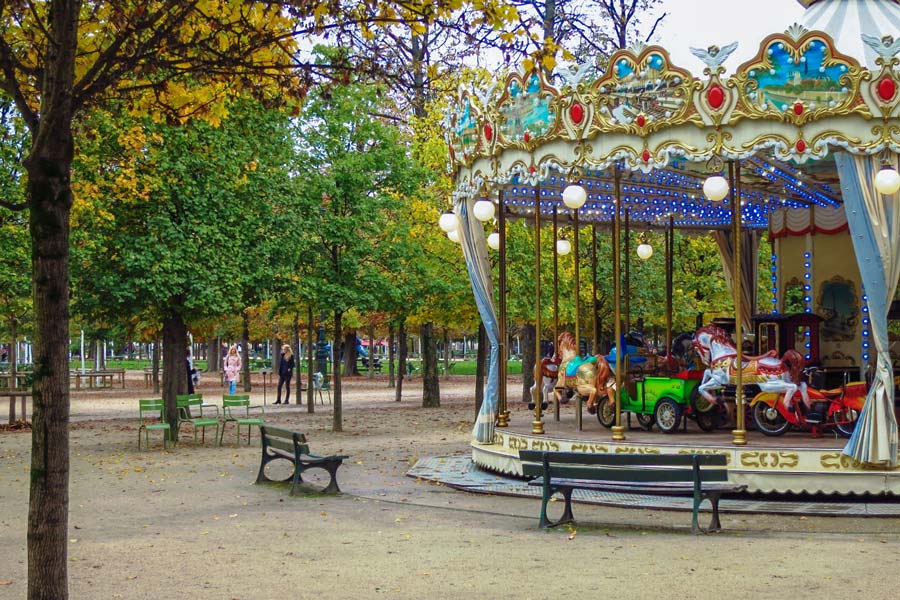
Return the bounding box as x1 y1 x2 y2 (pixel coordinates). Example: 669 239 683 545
275 344 295 404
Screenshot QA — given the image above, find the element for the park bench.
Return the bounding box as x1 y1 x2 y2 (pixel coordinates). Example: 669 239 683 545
519 450 746 534
219 394 265 446
255 425 347 495
176 394 219 445
71 370 116 389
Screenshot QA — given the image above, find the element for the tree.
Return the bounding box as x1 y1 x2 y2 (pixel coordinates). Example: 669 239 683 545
294 65 426 431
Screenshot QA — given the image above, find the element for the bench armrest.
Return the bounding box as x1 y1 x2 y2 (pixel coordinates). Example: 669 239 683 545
200 404 219 417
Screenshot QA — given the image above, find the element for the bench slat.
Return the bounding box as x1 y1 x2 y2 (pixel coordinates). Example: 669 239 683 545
519 450 727 467
528 478 743 495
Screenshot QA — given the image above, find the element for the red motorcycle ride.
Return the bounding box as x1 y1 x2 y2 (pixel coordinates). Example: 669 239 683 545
750 372 866 438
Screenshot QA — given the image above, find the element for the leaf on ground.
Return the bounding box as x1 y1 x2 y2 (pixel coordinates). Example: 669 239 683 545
0 580 12 586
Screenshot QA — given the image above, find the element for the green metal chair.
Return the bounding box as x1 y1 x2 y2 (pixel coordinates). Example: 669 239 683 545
219 394 265 446
138 398 172 450
176 393 219 446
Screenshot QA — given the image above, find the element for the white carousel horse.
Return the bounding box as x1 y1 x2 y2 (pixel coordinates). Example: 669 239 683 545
554 331 614 414
529 353 561 409
692 325 805 409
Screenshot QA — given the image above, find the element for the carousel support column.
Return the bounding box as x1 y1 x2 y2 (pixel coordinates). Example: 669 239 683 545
532 194 545 435
612 167 626 442
574 209 581 356
624 208 631 333
592 224 598 355
665 216 674 363
730 160 747 446
497 189 509 428
552 206 560 422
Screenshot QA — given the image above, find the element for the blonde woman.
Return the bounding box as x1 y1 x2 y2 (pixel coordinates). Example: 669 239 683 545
275 344 296 404
224 345 242 396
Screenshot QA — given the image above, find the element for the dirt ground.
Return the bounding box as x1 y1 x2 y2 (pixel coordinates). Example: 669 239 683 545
1 373 900 599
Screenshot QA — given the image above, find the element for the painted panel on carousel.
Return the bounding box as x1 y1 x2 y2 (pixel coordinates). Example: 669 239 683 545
734 28 864 126
592 45 694 136
445 92 480 167
496 71 559 149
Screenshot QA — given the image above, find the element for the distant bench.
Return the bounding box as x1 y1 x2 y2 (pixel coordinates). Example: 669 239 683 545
256 425 348 495
519 450 746 534
71 369 125 389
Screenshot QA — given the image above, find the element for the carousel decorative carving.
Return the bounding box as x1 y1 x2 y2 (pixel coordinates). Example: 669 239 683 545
495 70 559 151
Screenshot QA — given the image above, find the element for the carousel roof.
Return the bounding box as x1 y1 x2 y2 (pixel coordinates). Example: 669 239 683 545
802 0 900 68
445 20 900 230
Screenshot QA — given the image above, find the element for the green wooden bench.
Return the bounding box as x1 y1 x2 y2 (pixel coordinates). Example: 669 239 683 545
137 398 172 450
519 450 746 534
176 394 219 446
255 425 347 495
219 394 264 446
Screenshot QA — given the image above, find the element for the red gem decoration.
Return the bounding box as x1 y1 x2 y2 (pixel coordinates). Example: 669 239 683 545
642 150 651 162
796 139 806 153
570 102 584 124
484 123 493 141
793 102 804 115
706 84 725 110
877 77 897 102
524 131 531 143
529 165 537 173
637 115 646 127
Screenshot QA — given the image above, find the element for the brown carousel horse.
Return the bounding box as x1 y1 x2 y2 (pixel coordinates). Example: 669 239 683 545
554 331 614 414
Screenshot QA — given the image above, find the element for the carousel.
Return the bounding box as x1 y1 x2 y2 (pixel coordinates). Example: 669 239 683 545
443 0 900 495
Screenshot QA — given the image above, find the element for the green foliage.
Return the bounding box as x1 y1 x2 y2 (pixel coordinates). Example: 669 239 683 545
0 99 31 338
70 98 302 332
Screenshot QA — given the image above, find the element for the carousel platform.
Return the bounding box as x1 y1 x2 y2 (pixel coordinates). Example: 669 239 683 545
472 404 900 497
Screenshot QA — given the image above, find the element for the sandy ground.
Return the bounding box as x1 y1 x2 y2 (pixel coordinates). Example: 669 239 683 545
2 373 900 599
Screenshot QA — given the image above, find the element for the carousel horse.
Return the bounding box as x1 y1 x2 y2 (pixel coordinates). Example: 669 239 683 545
692 325 805 409
554 331 614 414
529 353 562 410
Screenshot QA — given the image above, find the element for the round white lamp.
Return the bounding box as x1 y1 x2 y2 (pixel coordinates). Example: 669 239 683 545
636 242 653 260
473 199 496 221
439 211 458 232
487 231 500 250
875 167 900 195
703 175 729 201
556 238 572 256
562 184 587 209
447 229 460 243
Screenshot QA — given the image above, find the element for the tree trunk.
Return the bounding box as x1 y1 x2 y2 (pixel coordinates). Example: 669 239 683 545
421 322 440 407
162 310 188 435
395 319 407 402
205 336 219 372
367 324 375 379
293 313 302 401
442 327 450 380
333 310 343 431
306 306 315 413
342 331 358 376
387 322 395 388
241 310 251 392
521 324 536 403
25 7 80 589
8 320 17 422
152 338 161 393
475 322 487 413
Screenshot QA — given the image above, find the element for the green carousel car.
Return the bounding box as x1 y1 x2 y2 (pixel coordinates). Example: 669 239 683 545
594 369 717 434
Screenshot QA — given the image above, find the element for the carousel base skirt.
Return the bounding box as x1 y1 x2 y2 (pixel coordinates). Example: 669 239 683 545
473 408 900 496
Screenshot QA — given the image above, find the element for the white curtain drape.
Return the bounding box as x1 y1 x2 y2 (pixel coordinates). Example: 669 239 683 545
835 152 900 468
454 197 500 443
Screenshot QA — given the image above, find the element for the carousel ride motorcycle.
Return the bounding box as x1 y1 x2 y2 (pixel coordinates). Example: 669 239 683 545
751 368 865 438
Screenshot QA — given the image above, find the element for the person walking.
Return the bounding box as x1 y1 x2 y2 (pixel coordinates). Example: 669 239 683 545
186 349 197 395
275 344 295 404
224 345 241 396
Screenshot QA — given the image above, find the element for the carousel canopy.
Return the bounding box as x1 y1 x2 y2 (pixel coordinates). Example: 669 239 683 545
445 20 900 231
802 0 900 68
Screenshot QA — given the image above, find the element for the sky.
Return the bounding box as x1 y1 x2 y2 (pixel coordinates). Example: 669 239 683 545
650 0 807 71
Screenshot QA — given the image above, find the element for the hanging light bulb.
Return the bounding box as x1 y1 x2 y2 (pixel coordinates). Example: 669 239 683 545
473 199 496 221
487 231 500 250
562 184 587 209
447 229 460 243
636 242 653 260
875 167 900 195
703 175 729 201
556 238 572 255
439 211 458 232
